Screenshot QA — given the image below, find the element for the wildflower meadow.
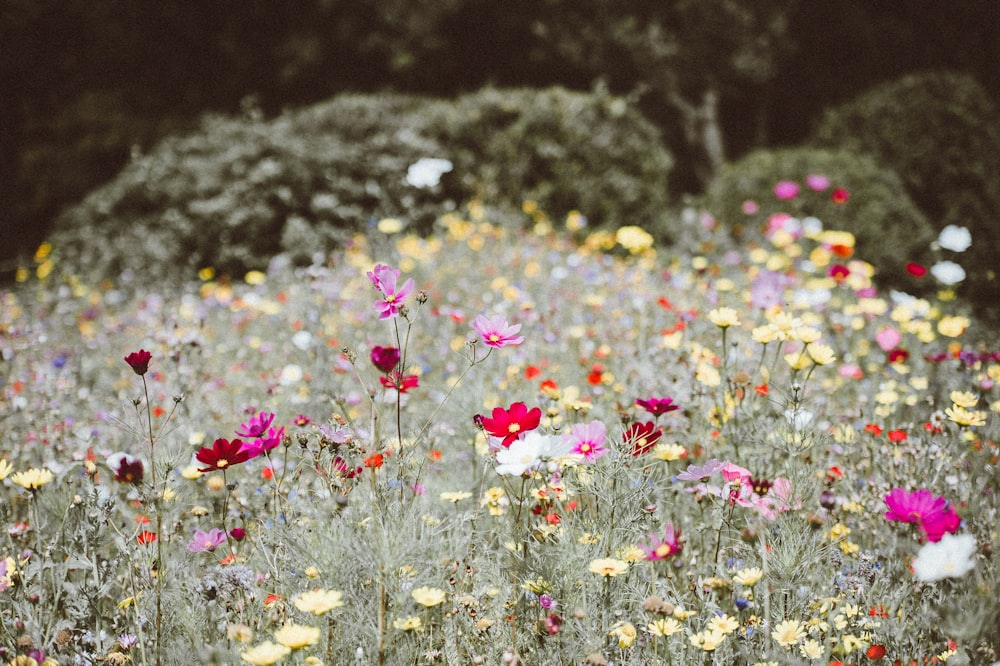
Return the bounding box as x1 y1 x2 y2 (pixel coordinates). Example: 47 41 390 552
1 186 998 665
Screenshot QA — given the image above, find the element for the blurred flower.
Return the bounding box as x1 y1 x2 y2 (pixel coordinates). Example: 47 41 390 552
0 557 13 592
379 371 419 393
440 491 473 502
367 264 415 320
494 432 566 476
406 157 452 188
806 174 830 191
937 225 972 253
274 623 321 649
906 261 928 277
589 558 629 577
0 460 10 481
647 617 682 637
241 642 291 665
733 567 763 586
107 452 144 485
393 616 423 631
945 405 987 428
609 621 637 648
884 488 961 542
949 391 978 408
472 314 524 348
294 589 344 615
196 438 250 472
187 528 227 553
482 402 542 447
235 412 276 438
412 586 447 607
239 427 285 459
635 396 680 416
616 226 654 254
370 346 401 373
912 533 976 582
831 187 849 204
640 523 682 561
930 261 966 285
124 349 152 376
622 421 662 456
937 315 970 337
708 307 740 328
563 420 607 462
11 468 54 490
771 619 806 647
773 180 800 200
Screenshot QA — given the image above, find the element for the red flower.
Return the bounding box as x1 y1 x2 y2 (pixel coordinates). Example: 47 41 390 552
887 429 907 443
831 188 850 204
379 371 419 393
864 424 883 436
196 438 250 472
136 531 157 545
866 644 886 660
124 349 152 376
635 397 680 416
364 452 384 469
623 421 662 456
906 262 928 278
828 264 851 282
481 402 542 447
888 348 910 363
370 346 401 373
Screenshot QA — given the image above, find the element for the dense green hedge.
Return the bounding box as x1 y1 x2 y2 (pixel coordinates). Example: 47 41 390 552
701 147 937 293
810 70 1000 318
49 87 674 281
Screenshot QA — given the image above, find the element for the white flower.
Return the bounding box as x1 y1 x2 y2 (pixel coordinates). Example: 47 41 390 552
784 408 814 430
494 432 567 476
930 261 966 285
937 225 972 253
406 157 453 188
291 330 312 350
912 533 976 582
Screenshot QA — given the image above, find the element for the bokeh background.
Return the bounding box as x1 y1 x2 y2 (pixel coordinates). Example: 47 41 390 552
3 1 998 287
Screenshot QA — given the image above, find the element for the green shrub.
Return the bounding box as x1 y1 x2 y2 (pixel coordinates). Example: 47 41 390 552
701 147 937 292
49 87 673 282
810 70 1000 318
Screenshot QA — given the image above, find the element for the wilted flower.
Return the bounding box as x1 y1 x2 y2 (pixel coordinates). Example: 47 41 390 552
912 532 976 582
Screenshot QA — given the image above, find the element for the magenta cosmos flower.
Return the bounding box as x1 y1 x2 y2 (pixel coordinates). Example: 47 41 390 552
186 528 227 553
472 314 524 349
370 345 401 373
235 411 275 438
563 420 607 462
884 487 961 542
640 523 683 561
367 264 415 319
635 396 680 417
124 349 152 376
773 180 800 200
481 402 542 447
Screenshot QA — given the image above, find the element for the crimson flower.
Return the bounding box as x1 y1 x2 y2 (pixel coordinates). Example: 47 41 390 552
635 397 680 417
107 452 144 485
884 487 961 542
124 349 152 376
196 438 250 472
622 421 662 456
380 371 419 393
371 345 401 373
906 262 928 278
481 402 542 447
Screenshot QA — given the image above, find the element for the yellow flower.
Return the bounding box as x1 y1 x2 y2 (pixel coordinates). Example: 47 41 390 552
439 491 473 503
10 468 54 490
480 487 508 516
800 638 825 659
293 589 344 615
273 623 320 649
673 606 697 620
771 619 806 647
241 642 291 665
949 391 979 408
615 225 654 254
946 405 987 427
227 623 253 643
937 315 969 337
651 442 687 462
411 586 446 607
752 324 781 344
0 460 11 480
784 351 811 371
393 616 423 631
792 326 822 344
807 343 836 366
621 545 646 563
708 614 739 635
609 621 637 648
588 558 630 577
647 617 682 637
733 567 764 587
377 218 403 234
689 629 727 651
708 307 741 328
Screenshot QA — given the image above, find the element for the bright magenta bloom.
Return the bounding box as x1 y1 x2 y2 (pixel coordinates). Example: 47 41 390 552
563 420 607 462
196 438 250 472
472 314 524 348
884 488 961 542
622 421 662 456
124 349 152 376
641 523 683 561
367 264 415 319
481 402 542 447
635 397 680 416
236 411 276 438
370 346 401 373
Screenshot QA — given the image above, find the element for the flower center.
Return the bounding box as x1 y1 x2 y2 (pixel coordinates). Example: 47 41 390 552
580 443 592 453
489 334 500 342
217 459 228 468
508 423 521 433
654 543 672 558
385 295 396 303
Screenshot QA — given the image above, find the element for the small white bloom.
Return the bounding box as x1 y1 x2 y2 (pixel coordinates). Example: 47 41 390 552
406 157 453 188
784 408 814 430
495 431 565 476
912 532 976 582
291 330 312 350
937 225 972 252
279 364 304 386
930 261 966 285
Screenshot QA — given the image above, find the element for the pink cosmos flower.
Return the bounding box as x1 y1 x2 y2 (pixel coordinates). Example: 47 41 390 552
884 488 961 542
367 264 415 319
186 528 227 553
236 412 276 438
640 523 683 561
239 427 285 459
472 314 524 349
563 420 607 463
774 180 800 200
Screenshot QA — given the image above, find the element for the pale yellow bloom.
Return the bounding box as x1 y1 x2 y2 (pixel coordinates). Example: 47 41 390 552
241 642 291 665
377 217 403 234
937 315 969 337
800 638 825 659
10 468 54 490
647 617 682 637
946 405 987 427
708 614 739 635
771 619 806 647
0 460 12 481
439 491 473 503
673 606 697 620
689 629 727 651
588 558 630 577
293 589 344 615
708 307 741 328
609 622 637 648
480 486 509 516
393 616 423 631
793 326 822 344
616 226 654 254
411 586 447 607
273 623 320 649
807 343 836 366
733 567 764 587
651 442 687 462
949 391 979 408
784 351 811 371
227 623 253 643
752 324 781 344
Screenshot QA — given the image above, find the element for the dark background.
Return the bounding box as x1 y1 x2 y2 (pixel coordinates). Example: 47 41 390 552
2 1 998 269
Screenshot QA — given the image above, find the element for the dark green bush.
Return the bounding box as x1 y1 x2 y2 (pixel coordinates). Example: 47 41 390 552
701 147 937 292
49 86 673 282
810 70 1000 318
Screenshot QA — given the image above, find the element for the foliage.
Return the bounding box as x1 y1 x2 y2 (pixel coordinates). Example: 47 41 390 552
701 146 939 294
48 87 673 282
810 70 1000 321
2 199 998 664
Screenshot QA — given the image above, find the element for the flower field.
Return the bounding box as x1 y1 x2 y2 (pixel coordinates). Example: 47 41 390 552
1 192 998 665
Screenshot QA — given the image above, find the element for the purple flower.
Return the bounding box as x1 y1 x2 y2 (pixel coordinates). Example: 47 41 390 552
187 528 227 553
367 264 415 320
235 412 276 438
676 459 725 482
806 174 830 191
